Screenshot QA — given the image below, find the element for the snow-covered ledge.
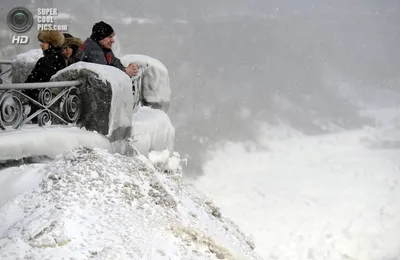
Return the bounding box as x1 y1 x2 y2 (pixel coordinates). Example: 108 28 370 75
0 147 261 259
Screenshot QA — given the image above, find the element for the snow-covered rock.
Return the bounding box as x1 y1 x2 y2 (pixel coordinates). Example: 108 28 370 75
121 54 171 112
52 62 133 142
0 147 260 260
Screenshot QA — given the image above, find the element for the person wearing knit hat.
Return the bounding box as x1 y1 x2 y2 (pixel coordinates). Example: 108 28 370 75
90 21 115 42
74 21 138 77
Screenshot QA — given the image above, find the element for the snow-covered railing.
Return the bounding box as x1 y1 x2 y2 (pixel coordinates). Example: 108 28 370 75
0 80 82 130
131 65 147 112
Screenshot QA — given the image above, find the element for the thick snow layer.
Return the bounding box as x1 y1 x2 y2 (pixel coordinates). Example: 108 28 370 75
0 126 111 161
11 49 43 83
194 127 400 260
120 54 171 107
0 164 46 208
52 62 134 141
0 147 260 260
132 106 175 157
13 49 43 64
0 106 175 166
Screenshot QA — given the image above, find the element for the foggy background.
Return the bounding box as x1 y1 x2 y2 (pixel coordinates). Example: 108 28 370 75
1 0 400 176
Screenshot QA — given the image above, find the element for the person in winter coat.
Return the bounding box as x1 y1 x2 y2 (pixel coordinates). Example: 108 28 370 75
25 30 65 83
23 30 65 122
74 21 138 77
61 33 83 66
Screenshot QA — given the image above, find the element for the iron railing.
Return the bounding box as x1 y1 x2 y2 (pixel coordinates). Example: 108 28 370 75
131 65 147 113
0 60 146 131
0 80 82 130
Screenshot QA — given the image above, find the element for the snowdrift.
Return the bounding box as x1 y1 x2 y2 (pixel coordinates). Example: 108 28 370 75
0 147 260 260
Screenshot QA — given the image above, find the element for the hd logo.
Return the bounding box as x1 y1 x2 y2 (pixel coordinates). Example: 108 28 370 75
6 6 34 45
11 36 29 44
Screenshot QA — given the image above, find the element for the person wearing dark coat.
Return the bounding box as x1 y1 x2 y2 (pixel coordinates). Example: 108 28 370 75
25 30 66 83
61 33 83 66
74 21 138 77
24 30 65 123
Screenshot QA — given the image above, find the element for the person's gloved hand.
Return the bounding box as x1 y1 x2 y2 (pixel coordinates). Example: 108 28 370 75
125 63 138 77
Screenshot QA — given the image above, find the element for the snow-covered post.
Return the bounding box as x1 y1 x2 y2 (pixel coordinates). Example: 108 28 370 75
51 62 134 143
120 55 171 112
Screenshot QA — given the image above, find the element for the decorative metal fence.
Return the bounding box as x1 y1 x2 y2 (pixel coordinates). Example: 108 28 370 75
0 80 82 130
0 60 82 130
0 60 146 131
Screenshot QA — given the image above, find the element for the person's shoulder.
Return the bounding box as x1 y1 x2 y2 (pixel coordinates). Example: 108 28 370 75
78 38 90 50
80 38 101 52
35 55 47 65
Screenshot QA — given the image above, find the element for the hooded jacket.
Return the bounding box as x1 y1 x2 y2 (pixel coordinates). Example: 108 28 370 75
62 36 83 66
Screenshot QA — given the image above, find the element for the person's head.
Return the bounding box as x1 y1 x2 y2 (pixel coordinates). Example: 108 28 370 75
90 21 115 49
37 30 65 52
62 46 73 58
61 36 83 58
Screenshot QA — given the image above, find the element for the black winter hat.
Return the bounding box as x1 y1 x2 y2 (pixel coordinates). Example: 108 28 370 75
90 21 114 42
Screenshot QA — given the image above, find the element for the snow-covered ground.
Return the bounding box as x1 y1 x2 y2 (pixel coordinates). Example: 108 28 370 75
193 122 400 260
0 147 260 259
